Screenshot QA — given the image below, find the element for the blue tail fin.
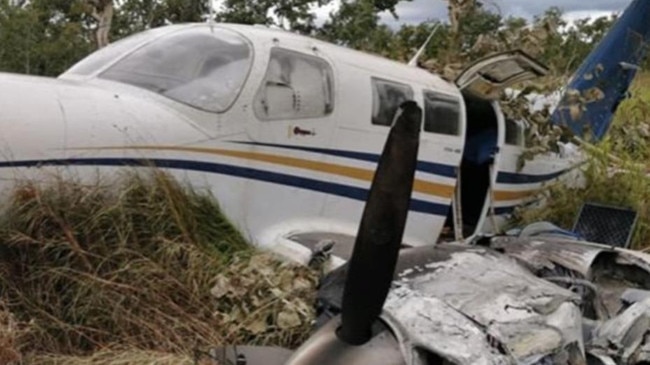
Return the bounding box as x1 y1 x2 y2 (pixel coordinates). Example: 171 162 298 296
550 0 650 141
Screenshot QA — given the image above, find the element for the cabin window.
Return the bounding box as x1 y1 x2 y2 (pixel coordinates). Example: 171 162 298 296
254 48 334 120
505 119 524 146
371 78 414 126
423 91 461 136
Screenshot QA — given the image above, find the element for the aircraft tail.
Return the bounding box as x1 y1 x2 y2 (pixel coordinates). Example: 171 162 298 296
550 0 650 142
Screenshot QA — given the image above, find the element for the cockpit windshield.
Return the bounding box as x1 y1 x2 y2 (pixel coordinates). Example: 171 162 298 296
96 26 252 113
63 25 183 77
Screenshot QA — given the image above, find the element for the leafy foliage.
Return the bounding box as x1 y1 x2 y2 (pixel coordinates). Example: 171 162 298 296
114 0 209 35
217 0 331 34
0 0 94 76
0 0 621 78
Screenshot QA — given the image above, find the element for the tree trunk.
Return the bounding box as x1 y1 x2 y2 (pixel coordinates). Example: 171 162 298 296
447 0 463 35
89 0 114 49
444 0 477 60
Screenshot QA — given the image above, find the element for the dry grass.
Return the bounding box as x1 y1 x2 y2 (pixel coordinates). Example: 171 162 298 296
0 171 318 363
0 301 27 365
26 349 193 365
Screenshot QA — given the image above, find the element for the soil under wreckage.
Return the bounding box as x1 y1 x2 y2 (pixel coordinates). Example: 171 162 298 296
316 237 650 365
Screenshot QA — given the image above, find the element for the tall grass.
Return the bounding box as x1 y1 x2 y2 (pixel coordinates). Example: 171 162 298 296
511 72 650 249
0 171 318 364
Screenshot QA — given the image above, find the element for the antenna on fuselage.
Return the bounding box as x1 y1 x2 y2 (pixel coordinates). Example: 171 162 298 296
407 23 440 67
208 0 216 28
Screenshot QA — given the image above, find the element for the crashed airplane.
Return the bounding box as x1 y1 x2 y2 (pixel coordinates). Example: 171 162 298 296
0 0 648 262
0 0 650 363
209 101 650 365
198 2 650 357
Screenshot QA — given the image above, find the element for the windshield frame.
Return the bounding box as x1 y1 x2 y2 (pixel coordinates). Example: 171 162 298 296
61 25 187 79
63 24 256 114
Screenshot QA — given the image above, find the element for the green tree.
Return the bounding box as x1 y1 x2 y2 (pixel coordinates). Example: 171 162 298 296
456 1 501 52
0 0 94 76
318 0 411 55
112 0 209 36
559 14 616 72
217 0 333 34
0 0 623 79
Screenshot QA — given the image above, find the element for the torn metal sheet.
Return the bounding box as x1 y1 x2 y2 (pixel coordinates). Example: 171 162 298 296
489 236 609 277
590 298 650 364
313 239 650 365
379 244 584 364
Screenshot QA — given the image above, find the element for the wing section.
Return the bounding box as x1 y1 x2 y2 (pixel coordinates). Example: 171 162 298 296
551 0 650 141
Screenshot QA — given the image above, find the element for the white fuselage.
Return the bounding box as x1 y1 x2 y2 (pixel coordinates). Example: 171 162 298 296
0 24 578 265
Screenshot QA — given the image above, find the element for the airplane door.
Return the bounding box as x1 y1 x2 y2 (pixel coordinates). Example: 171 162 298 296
419 90 466 241
455 50 549 100
450 50 549 238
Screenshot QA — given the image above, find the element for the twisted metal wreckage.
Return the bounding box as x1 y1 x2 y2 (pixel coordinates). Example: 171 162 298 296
208 102 650 365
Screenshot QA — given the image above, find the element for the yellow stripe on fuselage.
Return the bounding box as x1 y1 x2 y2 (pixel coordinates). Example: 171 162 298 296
493 189 539 201
70 145 541 202
72 145 456 199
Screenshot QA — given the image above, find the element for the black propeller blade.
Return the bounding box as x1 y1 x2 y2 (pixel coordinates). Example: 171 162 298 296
337 101 422 345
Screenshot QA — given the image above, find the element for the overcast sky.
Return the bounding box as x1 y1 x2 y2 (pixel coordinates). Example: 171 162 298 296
210 0 633 28
378 0 631 26
310 0 632 27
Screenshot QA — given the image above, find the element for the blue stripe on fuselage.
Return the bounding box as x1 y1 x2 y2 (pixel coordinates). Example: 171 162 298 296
0 157 450 216
231 141 458 178
496 169 569 184
233 141 569 185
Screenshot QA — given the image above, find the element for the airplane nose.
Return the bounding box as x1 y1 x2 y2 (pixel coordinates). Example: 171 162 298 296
0 73 67 161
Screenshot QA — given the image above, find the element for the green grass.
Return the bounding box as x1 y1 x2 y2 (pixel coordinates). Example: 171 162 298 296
0 171 318 364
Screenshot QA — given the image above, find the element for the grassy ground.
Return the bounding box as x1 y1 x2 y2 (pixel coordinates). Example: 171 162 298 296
511 72 650 249
0 172 318 364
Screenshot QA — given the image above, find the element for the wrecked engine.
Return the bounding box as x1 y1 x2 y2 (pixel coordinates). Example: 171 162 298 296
316 237 650 365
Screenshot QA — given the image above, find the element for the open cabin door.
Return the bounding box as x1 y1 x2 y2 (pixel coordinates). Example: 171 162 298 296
456 50 549 100
449 50 549 241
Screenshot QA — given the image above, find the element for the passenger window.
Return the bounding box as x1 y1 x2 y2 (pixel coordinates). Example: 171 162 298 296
254 48 334 120
372 78 414 126
505 119 524 146
423 91 461 136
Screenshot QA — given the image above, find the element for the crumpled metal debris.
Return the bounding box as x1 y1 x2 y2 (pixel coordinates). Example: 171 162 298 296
383 245 582 365
315 237 650 365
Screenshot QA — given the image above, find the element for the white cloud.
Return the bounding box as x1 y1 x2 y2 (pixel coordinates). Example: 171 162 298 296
212 0 627 30
312 0 342 26
211 0 225 14
563 10 616 24
379 0 630 28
